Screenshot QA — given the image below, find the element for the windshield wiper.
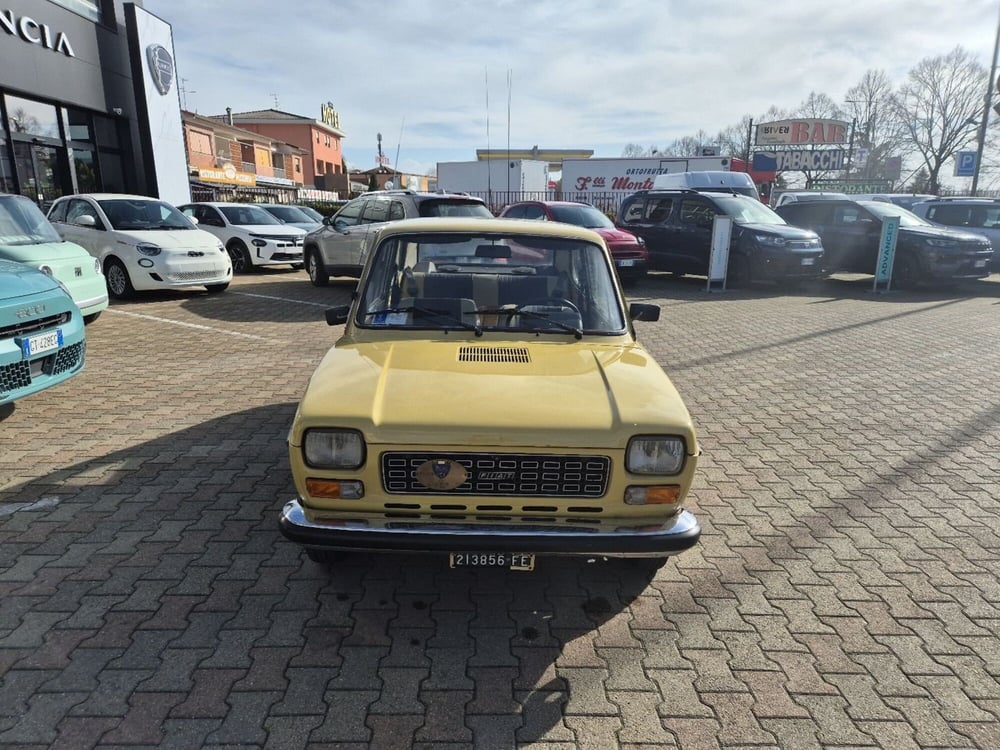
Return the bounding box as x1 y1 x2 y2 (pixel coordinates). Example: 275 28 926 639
364 305 483 337
496 306 582 339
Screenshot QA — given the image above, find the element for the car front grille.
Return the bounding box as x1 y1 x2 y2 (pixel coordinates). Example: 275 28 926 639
381 452 611 498
0 312 72 340
0 341 83 396
165 271 222 281
255 235 303 246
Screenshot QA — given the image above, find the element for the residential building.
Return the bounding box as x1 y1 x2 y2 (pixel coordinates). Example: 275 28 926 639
217 104 347 194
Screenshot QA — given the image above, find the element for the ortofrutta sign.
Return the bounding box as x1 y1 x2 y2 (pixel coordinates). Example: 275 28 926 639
756 119 849 145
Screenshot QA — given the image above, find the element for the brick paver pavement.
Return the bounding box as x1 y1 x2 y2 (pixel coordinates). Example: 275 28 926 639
1 269 998 749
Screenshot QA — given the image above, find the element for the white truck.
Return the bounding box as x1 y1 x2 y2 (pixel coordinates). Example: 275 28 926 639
435 159 551 195
559 156 734 200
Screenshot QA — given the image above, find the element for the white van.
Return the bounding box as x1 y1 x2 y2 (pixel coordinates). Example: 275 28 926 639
772 190 848 208
651 170 759 200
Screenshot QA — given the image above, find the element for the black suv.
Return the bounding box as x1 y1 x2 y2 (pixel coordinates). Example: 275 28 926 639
616 189 824 285
776 199 993 286
303 190 492 285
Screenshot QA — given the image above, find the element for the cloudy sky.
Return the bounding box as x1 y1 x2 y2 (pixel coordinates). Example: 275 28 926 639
144 0 999 177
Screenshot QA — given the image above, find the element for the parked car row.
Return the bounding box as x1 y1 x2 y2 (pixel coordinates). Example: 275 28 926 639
613 185 993 287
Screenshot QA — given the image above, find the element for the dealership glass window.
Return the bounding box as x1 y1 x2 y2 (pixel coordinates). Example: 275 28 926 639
316 159 324 174
71 149 99 193
5 96 61 140
0 139 14 193
64 108 94 144
47 0 103 22
97 151 125 193
94 115 121 149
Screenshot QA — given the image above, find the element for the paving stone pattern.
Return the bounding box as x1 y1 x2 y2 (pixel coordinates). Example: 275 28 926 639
1 271 998 749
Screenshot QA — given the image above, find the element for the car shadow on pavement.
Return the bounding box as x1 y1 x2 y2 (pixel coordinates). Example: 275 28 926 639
179 278 357 325
0 402 661 746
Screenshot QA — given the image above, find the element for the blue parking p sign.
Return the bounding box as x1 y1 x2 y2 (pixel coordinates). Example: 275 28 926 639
955 151 977 177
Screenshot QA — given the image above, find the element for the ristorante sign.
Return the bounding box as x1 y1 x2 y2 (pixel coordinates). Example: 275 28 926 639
0 9 75 57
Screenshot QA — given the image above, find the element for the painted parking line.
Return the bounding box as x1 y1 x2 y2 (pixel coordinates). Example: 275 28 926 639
107 308 273 341
231 291 331 307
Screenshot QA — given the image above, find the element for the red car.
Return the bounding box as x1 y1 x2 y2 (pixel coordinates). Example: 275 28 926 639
498 201 648 282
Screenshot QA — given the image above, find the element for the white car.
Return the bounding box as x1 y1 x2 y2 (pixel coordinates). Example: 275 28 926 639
178 202 306 273
258 204 322 233
47 194 232 300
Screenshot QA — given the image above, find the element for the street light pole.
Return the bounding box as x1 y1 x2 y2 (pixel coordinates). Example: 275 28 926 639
971 2 1000 195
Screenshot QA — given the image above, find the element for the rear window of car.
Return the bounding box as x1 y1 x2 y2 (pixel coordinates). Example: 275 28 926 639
418 200 492 218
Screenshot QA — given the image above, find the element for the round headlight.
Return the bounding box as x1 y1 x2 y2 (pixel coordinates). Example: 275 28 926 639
38 264 54 276
251 238 268 247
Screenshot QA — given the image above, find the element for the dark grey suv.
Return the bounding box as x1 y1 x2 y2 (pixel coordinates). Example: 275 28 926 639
616 189 824 285
303 190 492 285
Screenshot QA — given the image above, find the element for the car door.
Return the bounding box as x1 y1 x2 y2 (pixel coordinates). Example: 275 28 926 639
674 197 717 273
827 204 881 273
56 198 107 258
618 195 677 270
316 197 369 267
355 197 391 267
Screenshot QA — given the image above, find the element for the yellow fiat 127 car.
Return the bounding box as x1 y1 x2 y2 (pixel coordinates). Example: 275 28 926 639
280 216 701 571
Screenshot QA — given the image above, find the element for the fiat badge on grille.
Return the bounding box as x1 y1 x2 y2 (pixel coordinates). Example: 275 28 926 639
415 459 468 491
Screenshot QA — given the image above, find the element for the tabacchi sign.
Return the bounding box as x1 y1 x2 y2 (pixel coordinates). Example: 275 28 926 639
0 9 75 57
756 119 848 146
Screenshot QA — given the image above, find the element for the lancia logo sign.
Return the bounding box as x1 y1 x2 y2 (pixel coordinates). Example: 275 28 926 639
146 43 174 96
415 459 468 491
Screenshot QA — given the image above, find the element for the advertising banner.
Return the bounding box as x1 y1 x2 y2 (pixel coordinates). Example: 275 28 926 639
753 150 847 172
755 119 849 146
125 5 190 205
873 215 900 290
707 215 733 290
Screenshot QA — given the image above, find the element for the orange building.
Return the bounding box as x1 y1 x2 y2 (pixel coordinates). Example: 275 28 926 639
219 104 347 193
182 110 306 201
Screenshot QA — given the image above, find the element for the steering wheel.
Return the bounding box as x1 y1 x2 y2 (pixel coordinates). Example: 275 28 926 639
513 298 581 314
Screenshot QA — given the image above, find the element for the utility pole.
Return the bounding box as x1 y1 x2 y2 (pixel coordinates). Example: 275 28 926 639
971 2 1000 195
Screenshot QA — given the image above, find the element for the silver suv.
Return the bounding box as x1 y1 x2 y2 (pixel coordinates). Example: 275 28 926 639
303 190 492 285
910 197 1000 272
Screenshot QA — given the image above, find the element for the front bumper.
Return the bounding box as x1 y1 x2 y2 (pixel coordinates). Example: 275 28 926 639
753 250 824 279
279 498 701 558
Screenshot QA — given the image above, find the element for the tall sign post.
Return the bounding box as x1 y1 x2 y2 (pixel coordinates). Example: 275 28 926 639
873 216 900 293
972 5 1000 195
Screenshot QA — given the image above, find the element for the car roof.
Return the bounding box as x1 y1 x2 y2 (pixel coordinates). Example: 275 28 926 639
360 189 485 201
506 200 589 207
56 193 164 202
372 216 605 242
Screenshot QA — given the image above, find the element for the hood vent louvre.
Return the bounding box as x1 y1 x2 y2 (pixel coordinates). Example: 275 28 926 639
458 346 530 363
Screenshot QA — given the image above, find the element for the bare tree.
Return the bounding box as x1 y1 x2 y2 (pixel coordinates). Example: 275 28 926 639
620 143 660 157
843 70 908 183
892 46 985 193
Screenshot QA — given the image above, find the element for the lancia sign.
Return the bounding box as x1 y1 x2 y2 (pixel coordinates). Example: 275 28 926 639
146 43 174 96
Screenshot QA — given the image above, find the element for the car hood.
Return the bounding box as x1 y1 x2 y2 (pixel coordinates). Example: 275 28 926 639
592 227 641 244
112 228 223 249
0 258 61 295
291 339 698 450
737 223 819 240
899 225 991 243
233 224 306 237
0 239 92 264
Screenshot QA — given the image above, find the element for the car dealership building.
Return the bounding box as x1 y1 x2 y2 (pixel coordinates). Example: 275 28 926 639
0 0 189 207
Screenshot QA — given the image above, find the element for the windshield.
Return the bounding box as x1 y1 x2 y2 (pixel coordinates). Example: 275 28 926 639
860 202 931 227
264 205 314 223
296 205 324 221
712 195 786 225
357 230 627 335
98 199 194 231
417 200 493 218
0 195 65 245
218 205 282 225
549 204 614 229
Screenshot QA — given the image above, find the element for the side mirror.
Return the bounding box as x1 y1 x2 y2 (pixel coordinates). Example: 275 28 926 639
325 305 350 326
188 216 199 225
629 302 660 322
322 215 333 226
334 218 350 232
75 214 97 228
